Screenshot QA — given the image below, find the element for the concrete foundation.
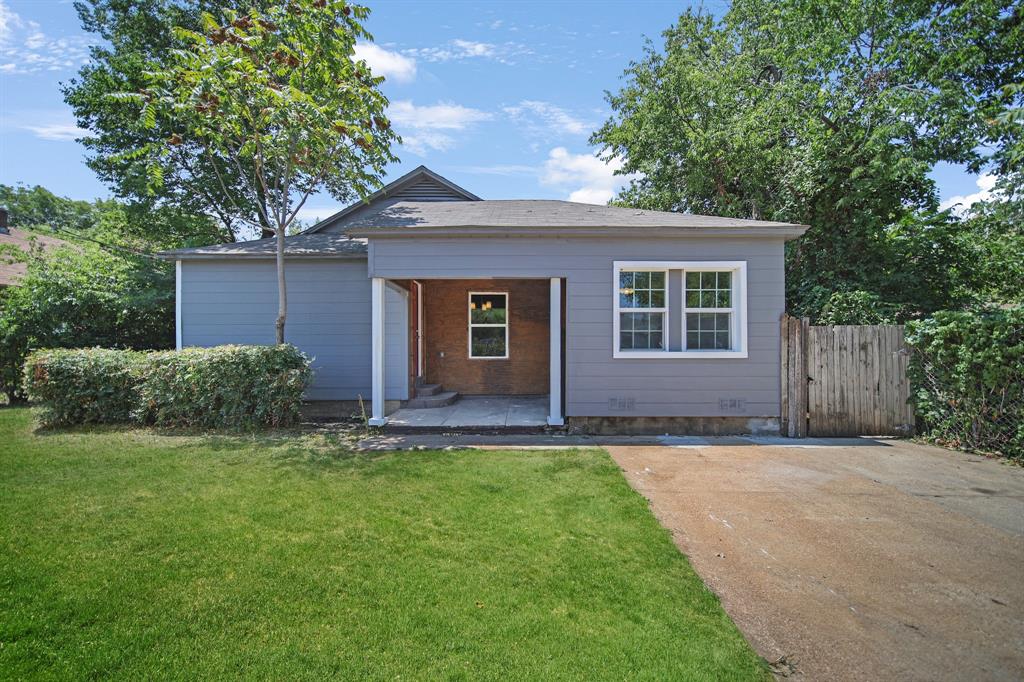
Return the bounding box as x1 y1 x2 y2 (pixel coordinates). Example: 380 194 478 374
567 416 780 436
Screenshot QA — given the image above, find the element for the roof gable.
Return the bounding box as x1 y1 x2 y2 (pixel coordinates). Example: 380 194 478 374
304 165 479 234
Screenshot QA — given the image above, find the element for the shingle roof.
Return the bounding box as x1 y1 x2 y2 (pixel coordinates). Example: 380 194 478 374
339 199 806 232
159 166 808 260
159 234 367 259
0 228 72 287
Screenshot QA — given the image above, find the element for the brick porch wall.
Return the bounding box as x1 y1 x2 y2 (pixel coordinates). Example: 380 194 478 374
422 279 549 395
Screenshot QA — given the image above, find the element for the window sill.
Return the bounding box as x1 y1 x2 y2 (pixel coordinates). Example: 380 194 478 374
613 350 748 359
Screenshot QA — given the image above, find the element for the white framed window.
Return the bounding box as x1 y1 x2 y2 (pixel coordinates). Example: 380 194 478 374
613 261 747 359
616 268 668 352
468 291 508 359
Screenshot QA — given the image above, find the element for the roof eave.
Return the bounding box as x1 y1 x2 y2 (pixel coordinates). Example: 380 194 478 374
344 225 810 240
157 251 368 261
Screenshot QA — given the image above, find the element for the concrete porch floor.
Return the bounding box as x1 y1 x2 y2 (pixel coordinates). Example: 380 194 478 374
386 395 549 428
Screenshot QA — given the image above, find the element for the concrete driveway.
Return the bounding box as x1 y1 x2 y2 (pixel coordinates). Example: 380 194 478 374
606 439 1024 681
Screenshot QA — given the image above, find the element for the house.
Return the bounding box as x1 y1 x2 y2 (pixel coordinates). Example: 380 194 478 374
161 166 807 433
0 209 71 289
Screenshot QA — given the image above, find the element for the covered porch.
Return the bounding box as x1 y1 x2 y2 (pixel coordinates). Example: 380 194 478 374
368 276 564 428
386 395 549 429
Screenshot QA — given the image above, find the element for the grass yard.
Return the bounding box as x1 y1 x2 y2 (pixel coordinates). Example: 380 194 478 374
0 407 766 680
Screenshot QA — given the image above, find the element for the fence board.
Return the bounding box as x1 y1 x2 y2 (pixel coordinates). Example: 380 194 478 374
780 316 809 437
783 316 913 437
780 314 790 437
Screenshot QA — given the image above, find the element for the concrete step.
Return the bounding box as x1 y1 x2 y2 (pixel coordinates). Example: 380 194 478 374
416 383 443 397
405 391 459 409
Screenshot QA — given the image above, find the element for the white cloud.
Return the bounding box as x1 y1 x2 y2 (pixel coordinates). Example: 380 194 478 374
0 2 91 75
540 147 633 205
399 131 458 156
0 0 19 42
504 100 593 136
353 42 416 83
22 123 87 141
389 101 492 130
939 173 999 216
25 27 45 50
388 101 492 156
403 39 531 65
451 39 494 58
567 186 617 204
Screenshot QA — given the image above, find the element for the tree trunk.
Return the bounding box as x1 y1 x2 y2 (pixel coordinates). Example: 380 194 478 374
257 185 275 240
275 227 287 344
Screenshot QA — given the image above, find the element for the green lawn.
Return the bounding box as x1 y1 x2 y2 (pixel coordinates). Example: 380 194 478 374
0 407 765 680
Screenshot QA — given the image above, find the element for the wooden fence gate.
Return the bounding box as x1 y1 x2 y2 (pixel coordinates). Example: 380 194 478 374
781 315 915 437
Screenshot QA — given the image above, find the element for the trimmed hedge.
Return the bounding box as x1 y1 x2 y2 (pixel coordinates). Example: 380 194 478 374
906 308 1024 460
138 346 311 428
22 348 145 426
24 345 311 428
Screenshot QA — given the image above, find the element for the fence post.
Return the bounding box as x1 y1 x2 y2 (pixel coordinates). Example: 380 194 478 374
780 314 790 437
799 317 810 437
781 315 809 438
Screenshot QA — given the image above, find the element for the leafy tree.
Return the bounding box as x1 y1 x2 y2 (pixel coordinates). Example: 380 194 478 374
0 183 223 251
958 196 1024 305
817 291 899 325
0 242 173 403
0 185 98 231
65 0 275 241
0 186 218 403
593 0 1023 320
118 0 398 343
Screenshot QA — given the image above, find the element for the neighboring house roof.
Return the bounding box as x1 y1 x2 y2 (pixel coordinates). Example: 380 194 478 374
0 227 71 287
160 165 807 260
160 233 368 260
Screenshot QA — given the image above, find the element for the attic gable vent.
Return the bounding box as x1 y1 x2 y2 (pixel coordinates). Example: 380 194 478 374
393 178 472 202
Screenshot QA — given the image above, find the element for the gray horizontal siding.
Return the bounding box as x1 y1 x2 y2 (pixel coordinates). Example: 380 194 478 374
369 236 785 418
180 259 407 401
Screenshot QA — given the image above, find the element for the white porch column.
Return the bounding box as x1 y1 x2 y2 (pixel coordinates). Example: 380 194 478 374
369 277 388 426
548 277 564 426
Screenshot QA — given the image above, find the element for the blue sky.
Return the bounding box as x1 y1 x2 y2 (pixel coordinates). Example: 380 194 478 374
0 0 992 226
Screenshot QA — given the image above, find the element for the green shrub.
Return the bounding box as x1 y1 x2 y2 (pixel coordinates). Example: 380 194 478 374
23 345 311 429
816 290 900 325
137 345 311 428
0 242 173 404
906 308 1024 460
23 348 145 426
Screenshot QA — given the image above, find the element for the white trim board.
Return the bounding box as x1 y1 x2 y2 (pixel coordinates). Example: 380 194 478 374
612 260 748 359
175 260 182 350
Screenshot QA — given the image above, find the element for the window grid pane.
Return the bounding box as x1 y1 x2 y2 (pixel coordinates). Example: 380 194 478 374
619 312 664 350
471 327 506 357
619 270 666 310
685 311 731 350
685 270 732 310
469 293 508 358
684 270 734 350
